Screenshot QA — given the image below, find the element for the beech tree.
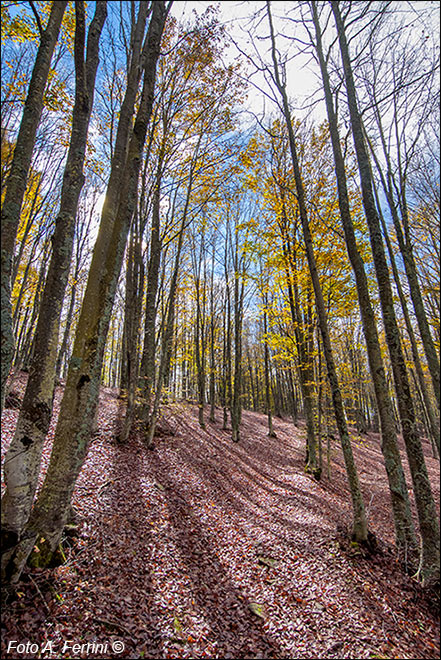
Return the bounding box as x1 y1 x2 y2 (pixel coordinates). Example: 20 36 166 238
1 1 67 412
1 1 108 574
264 2 370 544
308 0 417 563
331 0 439 585
4 0 169 583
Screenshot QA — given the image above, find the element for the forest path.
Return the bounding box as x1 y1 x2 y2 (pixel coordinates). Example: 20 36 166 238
1 379 440 659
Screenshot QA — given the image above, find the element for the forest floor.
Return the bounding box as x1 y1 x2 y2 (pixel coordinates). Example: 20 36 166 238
1 373 440 660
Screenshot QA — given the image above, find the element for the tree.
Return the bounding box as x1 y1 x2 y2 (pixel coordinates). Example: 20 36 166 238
331 0 439 584
308 0 417 563
266 0 368 543
359 24 440 407
1 1 67 412
1 1 107 575
3 0 169 584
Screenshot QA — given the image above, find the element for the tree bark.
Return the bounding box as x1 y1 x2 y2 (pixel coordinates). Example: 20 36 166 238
1 1 107 573
310 1 417 560
1 1 67 412
3 1 168 583
332 0 439 583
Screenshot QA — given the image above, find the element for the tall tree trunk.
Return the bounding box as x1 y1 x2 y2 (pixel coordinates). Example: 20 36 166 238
279 202 318 474
368 105 440 408
194 233 206 430
287 367 298 426
369 170 440 456
3 2 168 584
263 302 275 438
332 0 439 583
267 1 368 543
231 253 244 443
119 220 144 443
138 165 163 427
1 1 107 572
1 1 67 412
223 280 232 430
209 242 216 423
310 1 417 560
144 126 204 445
145 213 187 448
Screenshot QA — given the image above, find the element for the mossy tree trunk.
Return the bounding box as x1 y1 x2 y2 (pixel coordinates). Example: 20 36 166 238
1 1 67 413
1 1 107 575
3 1 168 584
332 0 439 584
267 0 368 543
310 1 417 562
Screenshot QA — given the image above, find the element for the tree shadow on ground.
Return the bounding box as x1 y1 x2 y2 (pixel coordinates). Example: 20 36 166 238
89 438 167 658
168 410 350 544
147 449 285 659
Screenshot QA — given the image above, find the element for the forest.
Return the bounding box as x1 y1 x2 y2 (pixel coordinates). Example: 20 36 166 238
1 1 440 658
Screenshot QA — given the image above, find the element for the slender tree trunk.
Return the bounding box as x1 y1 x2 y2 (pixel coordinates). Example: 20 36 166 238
332 0 439 582
248 351 257 412
1 1 67 412
3 2 168 583
231 258 244 443
145 126 205 445
12 237 50 372
310 1 417 560
1 1 107 572
263 304 275 438
268 1 367 542
209 243 216 423
317 328 323 474
194 240 206 430
12 243 39 332
279 203 317 473
146 214 186 447
195 300 206 429
11 175 43 286
56 280 77 379
138 165 163 427
223 281 232 430
119 221 144 443
287 367 298 426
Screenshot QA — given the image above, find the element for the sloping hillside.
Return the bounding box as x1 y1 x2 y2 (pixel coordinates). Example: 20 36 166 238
1 377 440 659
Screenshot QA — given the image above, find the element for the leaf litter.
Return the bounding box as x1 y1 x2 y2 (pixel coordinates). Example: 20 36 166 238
1 373 440 659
